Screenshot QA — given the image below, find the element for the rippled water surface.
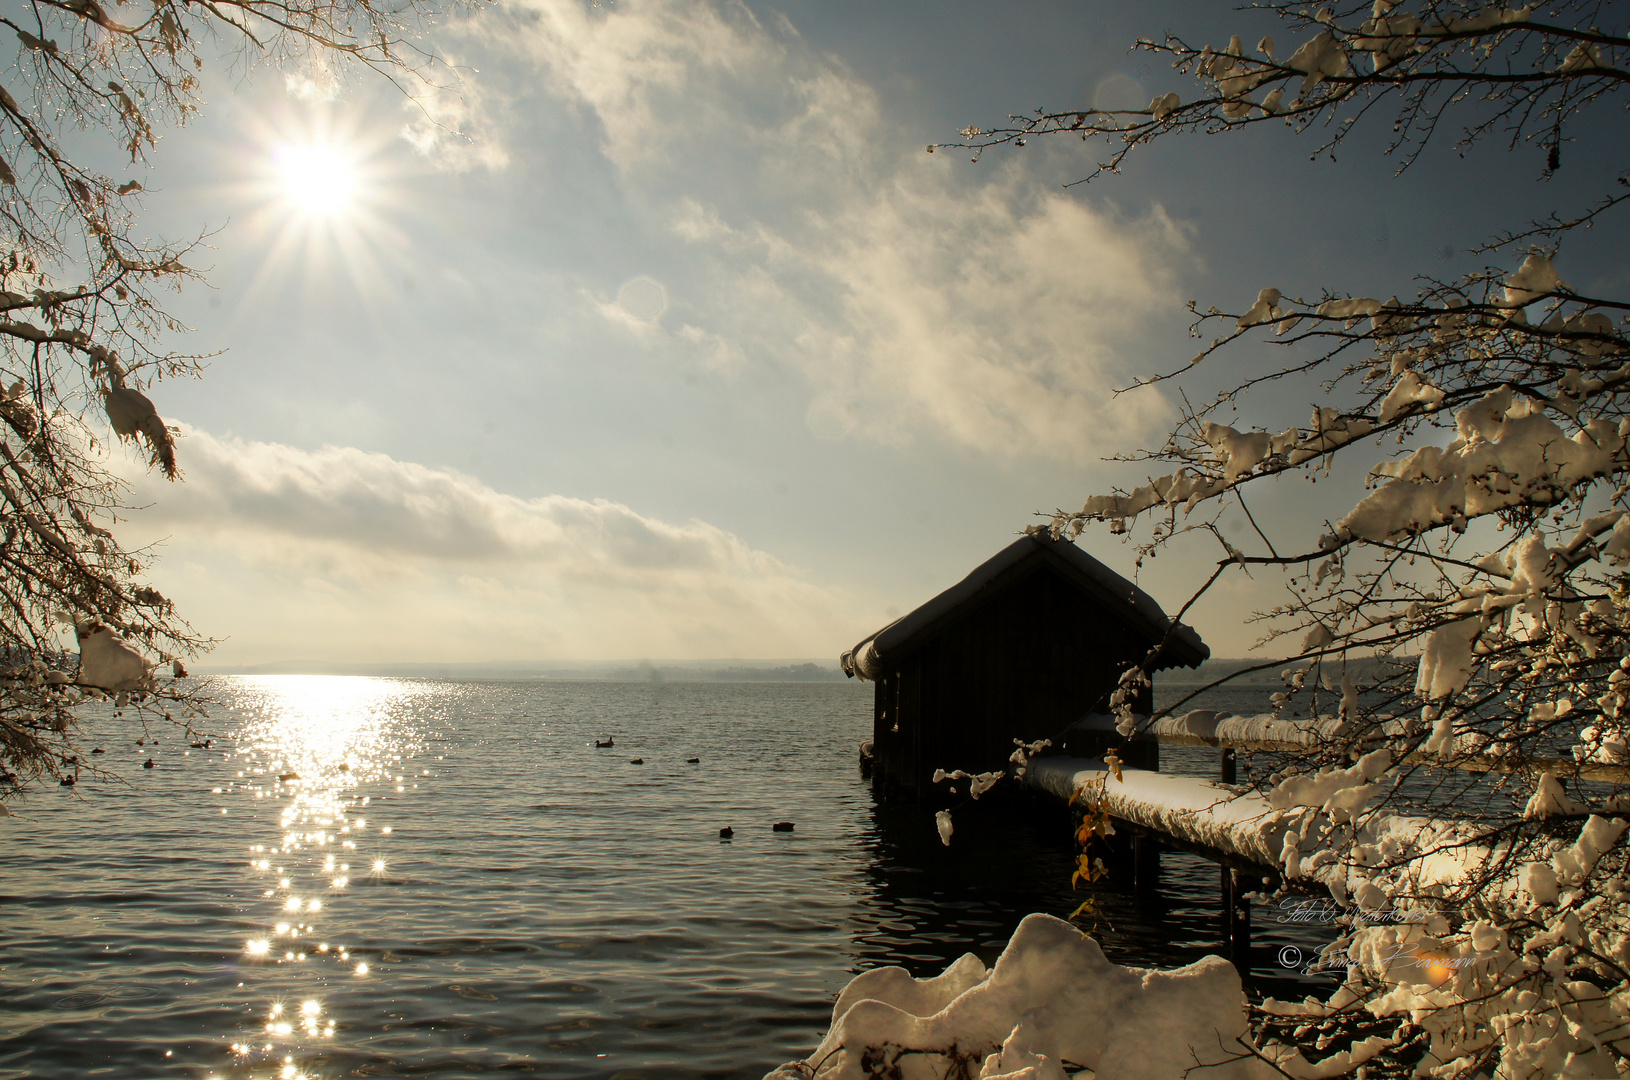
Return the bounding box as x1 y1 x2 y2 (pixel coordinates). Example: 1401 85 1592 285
0 676 1324 1079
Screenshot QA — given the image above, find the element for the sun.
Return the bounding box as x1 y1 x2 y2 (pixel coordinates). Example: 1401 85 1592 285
231 112 401 304
274 143 358 217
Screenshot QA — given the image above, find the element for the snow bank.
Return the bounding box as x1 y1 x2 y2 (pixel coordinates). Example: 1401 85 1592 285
764 912 1274 1080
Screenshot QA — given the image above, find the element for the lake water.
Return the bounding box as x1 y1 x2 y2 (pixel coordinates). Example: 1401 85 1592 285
0 675 1332 1080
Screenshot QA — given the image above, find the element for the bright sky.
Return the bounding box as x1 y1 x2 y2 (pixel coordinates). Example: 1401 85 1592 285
103 0 1629 668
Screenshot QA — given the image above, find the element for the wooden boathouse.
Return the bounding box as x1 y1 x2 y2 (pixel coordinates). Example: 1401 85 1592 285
844 537 1630 968
841 534 1208 800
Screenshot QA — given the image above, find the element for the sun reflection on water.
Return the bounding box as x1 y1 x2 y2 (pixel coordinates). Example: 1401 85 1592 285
221 676 437 1079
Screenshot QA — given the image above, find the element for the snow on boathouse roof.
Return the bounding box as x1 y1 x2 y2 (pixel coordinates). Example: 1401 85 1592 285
839 534 1208 681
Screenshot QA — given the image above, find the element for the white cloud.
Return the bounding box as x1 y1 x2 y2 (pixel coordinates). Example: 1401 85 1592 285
117 426 863 664
399 55 511 172
725 173 1185 453
504 0 794 173
470 0 1187 457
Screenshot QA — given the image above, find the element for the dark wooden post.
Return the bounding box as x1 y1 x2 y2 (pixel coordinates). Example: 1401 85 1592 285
1221 747 1236 785
1221 866 1251 969
1133 827 1160 896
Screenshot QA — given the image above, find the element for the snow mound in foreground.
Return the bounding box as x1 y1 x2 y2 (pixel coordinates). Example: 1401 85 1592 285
764 912 1270 1080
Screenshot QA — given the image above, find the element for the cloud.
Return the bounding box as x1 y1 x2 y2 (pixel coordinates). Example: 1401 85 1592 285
399 55 511 172
117 426 862 664
719 174 1185 453
471 0 1187 457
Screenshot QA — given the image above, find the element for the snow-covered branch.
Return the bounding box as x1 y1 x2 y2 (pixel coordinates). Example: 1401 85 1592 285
931 3 1630 1076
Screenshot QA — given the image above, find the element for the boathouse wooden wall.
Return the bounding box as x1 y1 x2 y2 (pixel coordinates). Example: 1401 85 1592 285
868 561 1155 801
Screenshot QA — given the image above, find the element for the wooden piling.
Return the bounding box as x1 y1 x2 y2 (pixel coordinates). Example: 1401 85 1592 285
1222 866 1252 969
1132 827 1160 897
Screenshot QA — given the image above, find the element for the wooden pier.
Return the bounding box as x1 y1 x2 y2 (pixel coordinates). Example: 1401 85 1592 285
1026 751 1285 966
1024 710 1525 969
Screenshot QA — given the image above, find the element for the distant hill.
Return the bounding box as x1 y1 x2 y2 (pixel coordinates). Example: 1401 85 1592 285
1162 655 1415 687
598 662 849 683
195 655 1412 686
193 658 853 683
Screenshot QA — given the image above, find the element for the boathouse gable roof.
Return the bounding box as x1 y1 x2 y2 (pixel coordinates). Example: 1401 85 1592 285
840 534 1208 681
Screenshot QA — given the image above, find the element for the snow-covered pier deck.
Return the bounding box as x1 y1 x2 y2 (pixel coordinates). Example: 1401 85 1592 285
1027 757 1282 870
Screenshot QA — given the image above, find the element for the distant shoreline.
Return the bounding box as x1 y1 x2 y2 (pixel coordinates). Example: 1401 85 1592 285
1162 655 1413 687
191 655 1402 685
190 660 854 683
